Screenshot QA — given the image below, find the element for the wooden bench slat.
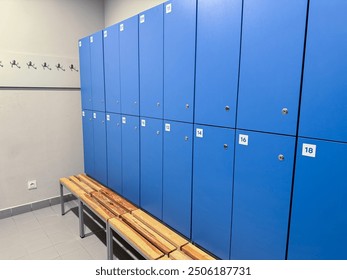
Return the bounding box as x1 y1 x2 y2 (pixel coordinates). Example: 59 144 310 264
182 243 215 260
169 250 193 260
60 178 87 198
69 176 95 194
92 192 127 217
132 209 188 249
81 194 114 221
100 188 137 212
76 174 102 191
109 218 164 260
122 213 176 255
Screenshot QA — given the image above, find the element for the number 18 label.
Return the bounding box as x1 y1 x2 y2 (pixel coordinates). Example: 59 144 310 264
302 143 316 158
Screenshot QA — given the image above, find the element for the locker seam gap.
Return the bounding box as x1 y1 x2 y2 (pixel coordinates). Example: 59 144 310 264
285 0 311 260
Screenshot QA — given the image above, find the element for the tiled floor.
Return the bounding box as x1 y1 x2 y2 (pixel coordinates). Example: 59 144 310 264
0 200 139 260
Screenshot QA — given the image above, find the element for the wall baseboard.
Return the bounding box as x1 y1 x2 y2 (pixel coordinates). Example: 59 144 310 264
0 194 76 219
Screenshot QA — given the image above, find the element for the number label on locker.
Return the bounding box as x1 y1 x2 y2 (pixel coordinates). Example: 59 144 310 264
302 143 316 158
239 134 249 146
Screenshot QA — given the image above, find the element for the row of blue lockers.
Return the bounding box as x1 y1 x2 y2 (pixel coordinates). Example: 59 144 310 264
79 0 347 143
82 110 347 260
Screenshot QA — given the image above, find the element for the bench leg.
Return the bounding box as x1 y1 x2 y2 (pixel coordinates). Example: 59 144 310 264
78 199 85 238
60 183 65 216
106 223 113 260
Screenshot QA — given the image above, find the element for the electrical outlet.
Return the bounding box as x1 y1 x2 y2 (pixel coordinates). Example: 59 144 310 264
28 180 37 190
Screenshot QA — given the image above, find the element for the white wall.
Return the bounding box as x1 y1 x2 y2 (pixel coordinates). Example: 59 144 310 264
104 0 167 27
0 0 104 210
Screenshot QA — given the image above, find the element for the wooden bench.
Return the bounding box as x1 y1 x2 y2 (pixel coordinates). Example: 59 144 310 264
59 174 215 260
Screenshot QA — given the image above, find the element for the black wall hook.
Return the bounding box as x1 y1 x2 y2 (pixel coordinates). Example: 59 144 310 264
69 64 79 72
42 62 52 70
0 61 3 67
27 61 37 69
10 60 21 68
56 63 65 71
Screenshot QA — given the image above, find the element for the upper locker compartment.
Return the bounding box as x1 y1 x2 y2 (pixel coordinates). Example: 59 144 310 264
104 25 121 114
90 31 106 112
79 37 92 110
195 0 242 128
299 0 347 143
163 0 196 123
237 0 307 135
120 15 140 116
139 5 164 119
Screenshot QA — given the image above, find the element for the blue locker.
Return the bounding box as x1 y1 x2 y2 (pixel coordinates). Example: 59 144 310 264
231 130 295 260
163 121 193 238
288 138 347 260
299 1 347 143
106 113 122 194
82 110 94 177
79 37 92 110
92 111 107 185
140 118 163 219
163 0 196 123
120 16 139 116
139 5 164 119
90 31 105 112
237 0 307 135
195 0 242 128
104 25 121 114
121 115 140 205
192 125 234 259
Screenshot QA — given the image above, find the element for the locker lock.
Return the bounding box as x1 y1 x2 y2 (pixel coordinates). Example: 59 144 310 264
282 108 289 115
117 123 120 126
185 104 190 109
156 131 160 135
278 154 285 161
224 144 228 150
225 106 230 111
156 102 160 107
184 136 189 141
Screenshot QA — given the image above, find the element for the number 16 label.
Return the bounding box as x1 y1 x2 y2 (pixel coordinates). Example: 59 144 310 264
302 143 316 158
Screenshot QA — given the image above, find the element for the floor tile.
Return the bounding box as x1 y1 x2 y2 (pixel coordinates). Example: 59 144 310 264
54 239 84 256
28 246 60 260
25 235 54 254
60 247 93 260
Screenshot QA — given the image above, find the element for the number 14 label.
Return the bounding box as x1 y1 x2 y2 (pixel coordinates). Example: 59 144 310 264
302 143 316 158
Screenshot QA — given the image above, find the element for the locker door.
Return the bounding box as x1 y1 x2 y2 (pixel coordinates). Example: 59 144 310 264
237 0 307 135
231 130 295 260
288 138 347 260
139 5 164 119
140 118 163 219
120 16 139 116
79 37 92 110
92 111 107 185
104 25 121 114
106 113 122 194
163 121 193 238
299 1 347 143
195 0 242 128
163 0 196 123
82 110 94 177
90 31 105 112
192 125 234 259
121 115 140 205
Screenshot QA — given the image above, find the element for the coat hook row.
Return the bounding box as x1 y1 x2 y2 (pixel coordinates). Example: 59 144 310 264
1 60 78 72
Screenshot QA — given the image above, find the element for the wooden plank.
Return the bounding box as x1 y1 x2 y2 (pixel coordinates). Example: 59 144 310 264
109 218 164 260
100 188 137 212
169 250 193 260
60 178 86 198
122 213 176 255
158 255 171 260
80 194 114 221
92 192 127 217
181 244 215 260
132 209 188 249
69 176 95 194
76 174 102 191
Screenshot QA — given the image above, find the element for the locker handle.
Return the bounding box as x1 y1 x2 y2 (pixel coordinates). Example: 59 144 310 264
185 104 190 109
224 144 228 150
225 106 230 111
282 108 288 115
278 154 285 161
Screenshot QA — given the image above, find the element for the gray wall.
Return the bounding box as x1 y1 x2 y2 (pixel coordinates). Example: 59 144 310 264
104 0 167 27
0 0 104 210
